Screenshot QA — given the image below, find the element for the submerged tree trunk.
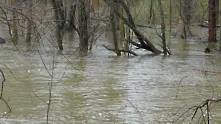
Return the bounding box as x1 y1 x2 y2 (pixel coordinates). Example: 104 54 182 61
216 0 219 23
158 0 167 55
51 0 63 50
220 0 221 50
10 0 18 44
148 0 154 24
176 0 196 39
208 0 217 52
56 1 65 28
110 0 121 56
64 0 76 30
182 0 192 39
78 0 89 51
220 20 221 50
208 0 216 47
25 0 32 45
169 0 172 33
120 17 127 53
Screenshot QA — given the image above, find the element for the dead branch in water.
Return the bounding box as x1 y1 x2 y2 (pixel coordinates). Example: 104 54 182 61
103 0 163 55
103 45 138 56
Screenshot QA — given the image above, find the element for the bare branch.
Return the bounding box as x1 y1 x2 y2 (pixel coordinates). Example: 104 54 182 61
0 69 5 99
176 76 188 98
103 45 138 56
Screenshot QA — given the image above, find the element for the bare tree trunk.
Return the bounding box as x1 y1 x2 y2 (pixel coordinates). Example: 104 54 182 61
70 4 77 30
169 0 172 33
216 0 219 23
110 1 121 56
220 0 221 50
56 1 65 28
64 0 75 30
78 0 89 51
25 0 32 45
10 0 18 44
208 0 216 45
182 0 192 39
220 25 221 50
148 0 154 24
51 0 63 50
158 0 167 55
176 0 196 39
120 17 127 53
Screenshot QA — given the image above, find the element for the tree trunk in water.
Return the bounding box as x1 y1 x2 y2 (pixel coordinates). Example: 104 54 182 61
176 0 195 39
10 0 18 44
169 0 172 33
183 0 192 39
110 1 121 56
104 0 162 54
25 0 32 45
219 0 221 50
216 0 219 23
120 18 127 53
56 1 65 28
64 0 75 30
78 0 89 51
148 0 154 24
208 0 216 49
51 0 63 50
220 19 221 50
158 0 167 55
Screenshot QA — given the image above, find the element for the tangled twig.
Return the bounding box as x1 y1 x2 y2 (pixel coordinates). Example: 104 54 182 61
190 98 221 124
0 69 5 99
0 69 12 117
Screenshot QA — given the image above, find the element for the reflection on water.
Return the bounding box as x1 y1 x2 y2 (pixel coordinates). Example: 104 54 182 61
0 34 221 124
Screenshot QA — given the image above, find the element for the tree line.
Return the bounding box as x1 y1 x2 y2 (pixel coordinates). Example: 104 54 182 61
0 0 220 55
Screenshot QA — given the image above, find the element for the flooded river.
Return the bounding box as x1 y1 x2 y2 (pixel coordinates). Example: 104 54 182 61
0 32 221 124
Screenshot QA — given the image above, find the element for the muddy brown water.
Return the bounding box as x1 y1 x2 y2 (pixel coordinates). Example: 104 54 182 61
0 31 221 124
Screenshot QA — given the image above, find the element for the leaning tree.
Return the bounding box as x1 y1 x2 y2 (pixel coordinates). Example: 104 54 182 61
103 0 170 56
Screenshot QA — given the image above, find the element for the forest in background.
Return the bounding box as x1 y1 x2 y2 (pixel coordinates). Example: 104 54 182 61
0 0 220 55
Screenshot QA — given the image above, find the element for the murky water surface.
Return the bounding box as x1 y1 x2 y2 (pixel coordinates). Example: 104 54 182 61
0 31 221 124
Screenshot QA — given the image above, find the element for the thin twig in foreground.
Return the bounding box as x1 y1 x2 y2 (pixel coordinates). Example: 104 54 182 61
0 69 5 98
126 98 145 124
176 76 188 98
